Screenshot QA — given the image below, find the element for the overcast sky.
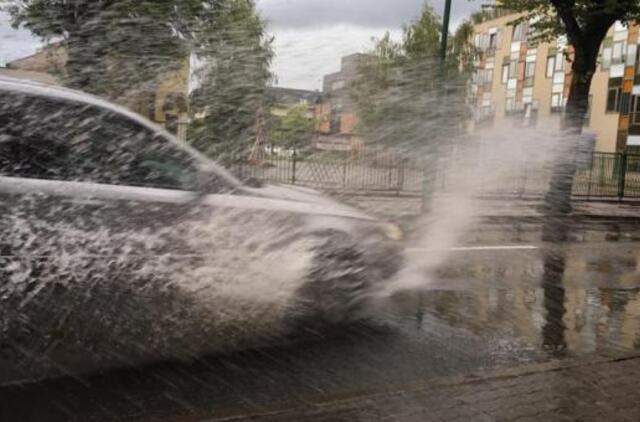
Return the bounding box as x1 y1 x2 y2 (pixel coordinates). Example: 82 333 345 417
0 1 481 90
0 12 41 67
259 0 481 89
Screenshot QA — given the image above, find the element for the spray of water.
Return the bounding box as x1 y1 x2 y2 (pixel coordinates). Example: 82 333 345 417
0 201 321 383
378 128 567 297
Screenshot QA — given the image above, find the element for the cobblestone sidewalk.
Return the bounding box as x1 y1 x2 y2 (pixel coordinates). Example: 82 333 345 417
214 354 640 422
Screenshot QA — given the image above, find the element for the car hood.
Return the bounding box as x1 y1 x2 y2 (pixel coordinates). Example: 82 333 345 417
239 184 374 221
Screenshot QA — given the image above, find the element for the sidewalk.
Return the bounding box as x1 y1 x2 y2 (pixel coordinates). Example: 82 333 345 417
336 193 640 221
213 353 640 422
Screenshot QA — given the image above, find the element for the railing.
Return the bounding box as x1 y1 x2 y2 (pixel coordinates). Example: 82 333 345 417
230 150 424 195
572 152 640 199
229 150 640 201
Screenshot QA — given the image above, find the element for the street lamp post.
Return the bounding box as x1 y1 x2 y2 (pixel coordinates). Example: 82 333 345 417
439 0 453 65
422 0 453 213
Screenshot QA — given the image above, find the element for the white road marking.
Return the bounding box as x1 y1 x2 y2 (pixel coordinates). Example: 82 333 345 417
407 245 539 253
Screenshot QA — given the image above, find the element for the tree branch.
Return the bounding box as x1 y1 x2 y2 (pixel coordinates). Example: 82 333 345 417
550 0 583 45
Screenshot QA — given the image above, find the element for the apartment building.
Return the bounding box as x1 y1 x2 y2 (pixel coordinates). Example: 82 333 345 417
471 13 640 153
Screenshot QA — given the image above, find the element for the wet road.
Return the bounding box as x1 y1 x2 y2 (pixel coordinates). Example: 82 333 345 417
1 219 640 421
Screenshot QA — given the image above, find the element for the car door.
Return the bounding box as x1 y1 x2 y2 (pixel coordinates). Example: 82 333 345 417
0 91 224 381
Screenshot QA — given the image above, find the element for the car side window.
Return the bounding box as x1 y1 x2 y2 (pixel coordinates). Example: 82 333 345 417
0 92 199 191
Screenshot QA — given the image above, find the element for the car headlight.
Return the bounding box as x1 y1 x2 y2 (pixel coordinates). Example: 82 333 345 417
382 223 404 241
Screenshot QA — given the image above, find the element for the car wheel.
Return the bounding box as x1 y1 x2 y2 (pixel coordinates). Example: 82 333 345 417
290 230 370 329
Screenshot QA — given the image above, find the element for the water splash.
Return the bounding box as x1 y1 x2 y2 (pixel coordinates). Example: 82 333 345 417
378 128 567 297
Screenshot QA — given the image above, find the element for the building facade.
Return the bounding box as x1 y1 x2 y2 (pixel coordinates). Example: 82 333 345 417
471 13 640 153
0 44 191 141
267 87 321 119
314 54 368 152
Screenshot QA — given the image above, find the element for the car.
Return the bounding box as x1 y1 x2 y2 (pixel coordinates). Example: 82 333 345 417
0 76 403 385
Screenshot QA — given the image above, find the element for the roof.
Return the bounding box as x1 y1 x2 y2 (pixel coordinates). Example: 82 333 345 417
6 41 67 73
0 68 59 85
267 87 322 105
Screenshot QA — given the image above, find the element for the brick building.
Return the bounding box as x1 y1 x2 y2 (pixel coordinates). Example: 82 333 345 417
314 54 368 152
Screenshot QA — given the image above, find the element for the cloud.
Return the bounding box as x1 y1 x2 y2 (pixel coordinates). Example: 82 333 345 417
2 3 484 90
271 25 403 90
262 1 483 90
257 0 481 29
0 12 42 67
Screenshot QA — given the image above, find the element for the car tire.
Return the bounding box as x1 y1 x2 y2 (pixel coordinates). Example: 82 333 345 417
290 230 370 330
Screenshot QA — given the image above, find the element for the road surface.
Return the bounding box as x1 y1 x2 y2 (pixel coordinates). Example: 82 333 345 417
1 220 640 421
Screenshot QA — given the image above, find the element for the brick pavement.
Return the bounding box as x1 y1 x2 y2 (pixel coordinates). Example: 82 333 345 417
212 354 640 422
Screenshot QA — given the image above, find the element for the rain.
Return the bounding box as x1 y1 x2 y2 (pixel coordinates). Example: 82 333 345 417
1 1 640 421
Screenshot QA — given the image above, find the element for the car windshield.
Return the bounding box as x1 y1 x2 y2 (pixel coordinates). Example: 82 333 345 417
2 2 640 421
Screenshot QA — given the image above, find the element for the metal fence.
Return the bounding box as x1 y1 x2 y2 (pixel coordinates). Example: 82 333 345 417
572 153 640 199
230 151 640 201
231 151 424 195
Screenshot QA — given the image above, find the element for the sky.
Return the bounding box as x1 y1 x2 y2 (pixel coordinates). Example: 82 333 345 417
257 0 482 89
0 0 481 90
0 12 42 67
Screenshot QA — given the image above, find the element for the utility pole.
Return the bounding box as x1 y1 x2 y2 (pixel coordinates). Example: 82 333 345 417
422 0 453 213
439 0 453 66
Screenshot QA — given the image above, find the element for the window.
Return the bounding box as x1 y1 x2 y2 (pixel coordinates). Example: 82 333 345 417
631 95 640 126
612 42 624 64
546 56 555 78
489 33 497 49
484 68 494 86
524 61 535 87
502 64 509 84
554 52 565 71
508 60 518 78
607 87 622 112
628 44 637 66
602 47 613 69
525 61 535 78
512 22 528 42
0 93 199 190
553 72 565 85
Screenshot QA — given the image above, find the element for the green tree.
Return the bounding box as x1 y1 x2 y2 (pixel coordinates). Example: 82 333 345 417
2 0 197 99
493 1 640 222
189 0 273 158
350 3 473 153
3 0 274 158
272 104 313 149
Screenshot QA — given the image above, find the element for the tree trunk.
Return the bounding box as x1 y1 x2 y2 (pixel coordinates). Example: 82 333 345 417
542 44 596 242
541 248 567 355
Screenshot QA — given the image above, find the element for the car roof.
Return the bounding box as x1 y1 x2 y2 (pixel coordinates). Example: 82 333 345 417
0 76 241 187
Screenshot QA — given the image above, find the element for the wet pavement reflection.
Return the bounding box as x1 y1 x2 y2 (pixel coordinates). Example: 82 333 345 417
396 220 640 360
1 220 640 421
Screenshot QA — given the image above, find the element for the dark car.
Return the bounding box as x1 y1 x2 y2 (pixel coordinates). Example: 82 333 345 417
0 76 402 384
